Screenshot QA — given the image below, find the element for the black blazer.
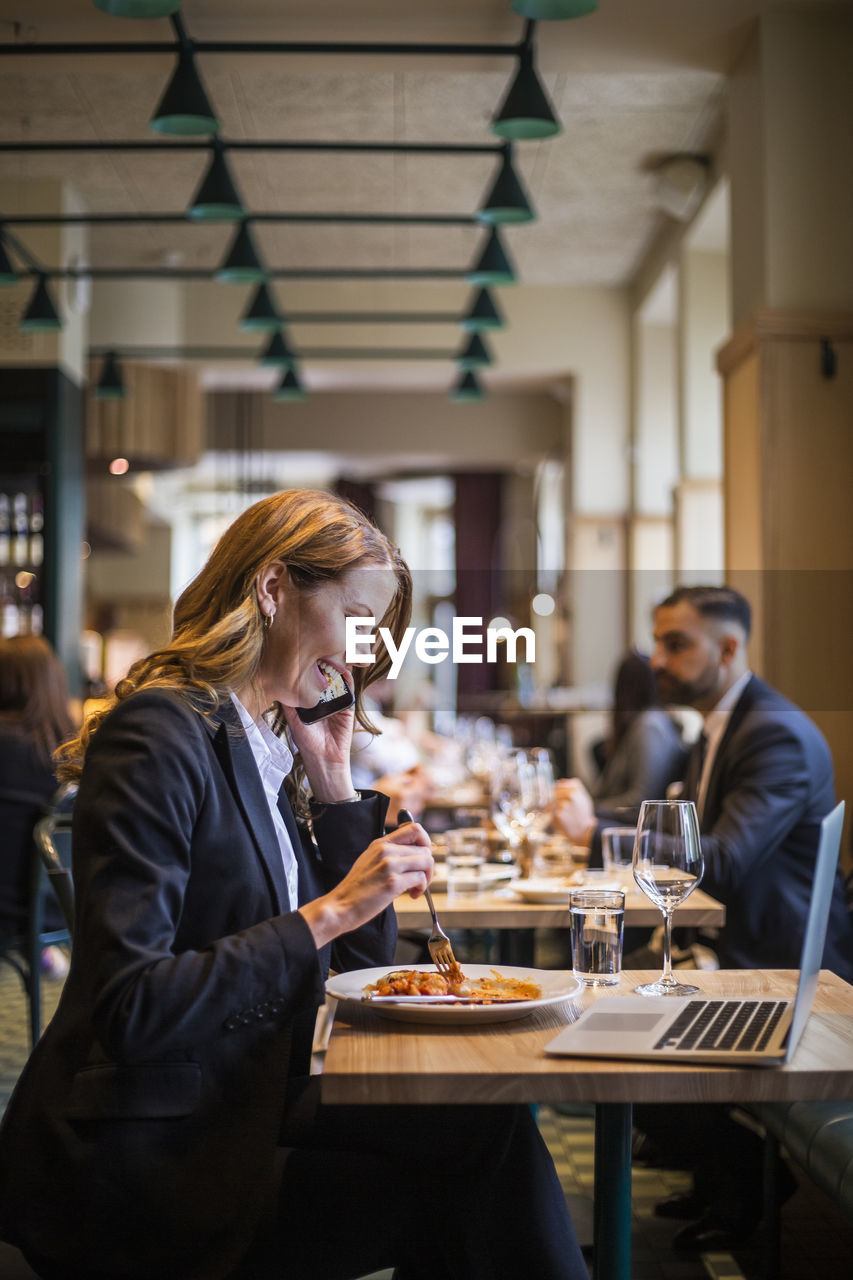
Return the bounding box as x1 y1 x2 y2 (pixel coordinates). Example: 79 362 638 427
693 675 852 977
0 690 394 1280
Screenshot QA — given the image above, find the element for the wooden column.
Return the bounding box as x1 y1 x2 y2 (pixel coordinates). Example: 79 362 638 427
717 309 853 855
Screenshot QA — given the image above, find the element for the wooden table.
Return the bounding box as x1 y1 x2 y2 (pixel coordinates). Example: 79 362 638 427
321 969 853 1280
394 882 726 931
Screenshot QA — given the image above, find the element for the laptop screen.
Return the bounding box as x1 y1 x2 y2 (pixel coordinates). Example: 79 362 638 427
785 801 846 1060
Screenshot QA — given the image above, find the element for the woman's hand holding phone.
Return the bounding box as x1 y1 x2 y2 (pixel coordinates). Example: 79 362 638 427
284 672 358 802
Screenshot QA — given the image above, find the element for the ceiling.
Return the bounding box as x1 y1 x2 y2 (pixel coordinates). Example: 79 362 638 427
0 0 840 397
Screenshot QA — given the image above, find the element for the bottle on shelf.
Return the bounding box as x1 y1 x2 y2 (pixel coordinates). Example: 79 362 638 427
0 575 18 638
29 492 44 567
12 493 29 567
0 494 10 567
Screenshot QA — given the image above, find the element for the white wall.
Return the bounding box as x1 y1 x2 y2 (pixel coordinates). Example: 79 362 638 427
89 279 185 350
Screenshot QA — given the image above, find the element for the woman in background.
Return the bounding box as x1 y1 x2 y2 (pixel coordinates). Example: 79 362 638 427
583 648 687 823
0 635 74 947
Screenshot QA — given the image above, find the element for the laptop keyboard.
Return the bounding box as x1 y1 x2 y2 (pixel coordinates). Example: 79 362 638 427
653 1000 788 1053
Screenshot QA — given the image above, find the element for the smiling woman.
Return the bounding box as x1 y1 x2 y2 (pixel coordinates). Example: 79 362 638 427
0 487 588 1280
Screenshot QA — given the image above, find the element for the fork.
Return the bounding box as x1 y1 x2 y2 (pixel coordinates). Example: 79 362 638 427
397 808 461 981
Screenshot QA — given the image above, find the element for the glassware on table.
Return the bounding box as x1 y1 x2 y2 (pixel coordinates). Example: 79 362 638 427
464 717 503 789
518 747 555 838
631 799 704 996
601 826 637 876
446 828 488 896
489 751 536 858
569 888 625 986
533 832 577 879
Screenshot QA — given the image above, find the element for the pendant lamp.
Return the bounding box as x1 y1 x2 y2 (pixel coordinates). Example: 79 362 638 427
492 46 561 140
477 146 535 224
272 367 306 402
216 223 267 284
20 275 62 331
456 334 493 369
462 288 505 332
0 239 18 285
95 350 126 400
188 146 244 221
465 228 516 287
94 1 181 15
511 0 598 18
258 331 296 367
150 49 219 136
451 370 485 403
239 282 283 332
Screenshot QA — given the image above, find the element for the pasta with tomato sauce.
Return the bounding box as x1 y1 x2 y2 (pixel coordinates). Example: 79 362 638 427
364 968 542 1003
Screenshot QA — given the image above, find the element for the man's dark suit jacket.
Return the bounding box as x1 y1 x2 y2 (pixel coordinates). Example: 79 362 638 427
690 674 852 978
0 690 394 1280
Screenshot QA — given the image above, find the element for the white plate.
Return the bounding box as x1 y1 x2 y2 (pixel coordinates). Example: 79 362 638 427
426 863 519 894
325 963 583 1025
513 874 625 903
512 878 574 904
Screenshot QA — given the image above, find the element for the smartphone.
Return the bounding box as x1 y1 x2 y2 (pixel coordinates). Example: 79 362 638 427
296 671 354 724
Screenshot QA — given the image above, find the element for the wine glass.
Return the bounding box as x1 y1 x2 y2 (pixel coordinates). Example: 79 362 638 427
465 717 502 789
518 748 555 838
490 751 536 857
632 799 704 996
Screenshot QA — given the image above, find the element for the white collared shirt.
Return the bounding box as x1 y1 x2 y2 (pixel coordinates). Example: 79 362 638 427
231 694 300 908
697 670 753 819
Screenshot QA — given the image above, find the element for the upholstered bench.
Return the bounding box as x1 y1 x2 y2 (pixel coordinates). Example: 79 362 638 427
753 1101 853 1220
752 1101 853 1278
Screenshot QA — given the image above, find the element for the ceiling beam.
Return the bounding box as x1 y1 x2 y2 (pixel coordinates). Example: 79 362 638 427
0 139 502 156
0 38 524 60
2 212 477 227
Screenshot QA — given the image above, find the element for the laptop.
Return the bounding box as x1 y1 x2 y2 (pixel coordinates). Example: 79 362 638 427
546 800 846 1068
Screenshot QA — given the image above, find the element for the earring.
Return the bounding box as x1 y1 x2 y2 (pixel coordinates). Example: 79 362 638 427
263 610 275 632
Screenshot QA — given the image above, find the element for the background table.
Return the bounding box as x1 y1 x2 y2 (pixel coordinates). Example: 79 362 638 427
321 969 853 1280
394 883 726 931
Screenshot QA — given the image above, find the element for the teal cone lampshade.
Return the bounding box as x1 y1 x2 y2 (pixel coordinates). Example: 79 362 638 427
95 1 181 15
150 49 219 136
477 147 535 224
462 288 505 332
273 367 306 401
0 239 18 285
20 275 62 331
451 370 486 402
511 1 598 18
188 147 244 221
239 282 283 332
492 48 561 141
465 228 517 286
456 334 493 369
216 223 267 283
95 350 127 400
258 330 296 367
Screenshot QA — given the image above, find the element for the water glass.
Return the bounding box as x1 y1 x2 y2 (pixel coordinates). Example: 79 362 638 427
446 828 487 896
601 826 637 875
570 888 625 986
446 854 486 897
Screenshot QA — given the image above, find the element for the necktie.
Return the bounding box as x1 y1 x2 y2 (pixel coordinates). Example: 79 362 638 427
686 731 708 805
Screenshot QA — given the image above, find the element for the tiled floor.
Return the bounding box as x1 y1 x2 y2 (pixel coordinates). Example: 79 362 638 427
1 961 852 1280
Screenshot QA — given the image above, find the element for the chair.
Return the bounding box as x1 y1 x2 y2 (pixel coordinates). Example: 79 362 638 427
33 813 75 935
0 810 73 1049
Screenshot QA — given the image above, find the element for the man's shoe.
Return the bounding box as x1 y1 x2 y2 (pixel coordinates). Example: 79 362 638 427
654 1192 705 1221
672 1214 755 1253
